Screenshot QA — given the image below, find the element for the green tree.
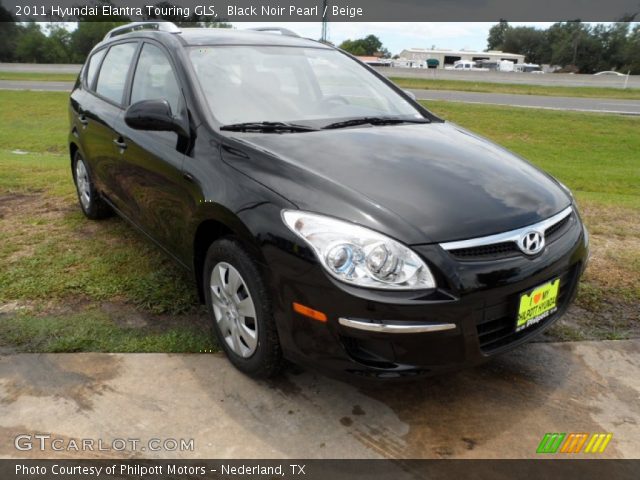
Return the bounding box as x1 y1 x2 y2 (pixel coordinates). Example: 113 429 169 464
502 26 549 64
46 24 73 63
339 34 389 57
546 22 603 73
486 20 510 50
621 23 640 73
69 22 127 63
15 23 50 63
0 6 20 61
67 1 131 62
485 20 640 74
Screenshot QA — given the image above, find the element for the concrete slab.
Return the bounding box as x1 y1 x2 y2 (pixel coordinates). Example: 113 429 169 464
1 340 638 459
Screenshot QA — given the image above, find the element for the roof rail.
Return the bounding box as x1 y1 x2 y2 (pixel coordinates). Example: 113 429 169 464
247 27 299 37
104 22 181 41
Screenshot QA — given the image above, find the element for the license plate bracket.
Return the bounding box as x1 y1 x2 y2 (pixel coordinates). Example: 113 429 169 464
516 278 560 332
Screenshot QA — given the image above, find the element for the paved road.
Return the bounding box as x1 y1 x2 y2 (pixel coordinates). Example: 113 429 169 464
0 63 81 74
410 89 640 115
0 80 74 92
1 339 638 459
2 79 639 115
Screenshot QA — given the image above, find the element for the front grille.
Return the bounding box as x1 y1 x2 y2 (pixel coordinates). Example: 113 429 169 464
545 212 573 243
449 241 520 259
448 211 574 261
476 266 578 353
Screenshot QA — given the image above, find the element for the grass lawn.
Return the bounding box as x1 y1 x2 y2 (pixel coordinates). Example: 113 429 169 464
0 90 214 353
0 71 78 82
0 90 637 352
392 77 640 100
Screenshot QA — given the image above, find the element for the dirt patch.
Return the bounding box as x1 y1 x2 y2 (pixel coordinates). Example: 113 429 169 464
544 300 640 342
0 192 36 214
0 191 71 219
0 192 78 262
579 202 640 297
100 300 210 333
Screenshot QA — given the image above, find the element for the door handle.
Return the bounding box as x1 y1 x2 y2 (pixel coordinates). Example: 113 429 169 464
113 137 127 150
78 115 89 126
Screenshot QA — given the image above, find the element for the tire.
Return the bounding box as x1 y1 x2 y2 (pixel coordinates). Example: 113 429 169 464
203 237 282 378
72 151 112 220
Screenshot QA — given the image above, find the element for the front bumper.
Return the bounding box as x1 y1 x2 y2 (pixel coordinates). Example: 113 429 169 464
262 210 589 379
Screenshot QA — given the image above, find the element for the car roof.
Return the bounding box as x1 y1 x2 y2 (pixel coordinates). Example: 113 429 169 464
100 27 330 50
178 28 329 48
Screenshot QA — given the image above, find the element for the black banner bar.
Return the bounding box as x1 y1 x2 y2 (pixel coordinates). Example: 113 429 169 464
1 460 639 480
3 0 640 22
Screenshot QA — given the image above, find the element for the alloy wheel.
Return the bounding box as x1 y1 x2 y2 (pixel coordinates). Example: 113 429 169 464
210 262 258 358
75 159 91 210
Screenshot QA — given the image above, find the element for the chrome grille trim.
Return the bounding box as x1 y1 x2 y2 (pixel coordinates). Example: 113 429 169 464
440 206 573 252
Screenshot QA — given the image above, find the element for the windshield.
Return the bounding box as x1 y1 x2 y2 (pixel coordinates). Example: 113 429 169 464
188 46 423 126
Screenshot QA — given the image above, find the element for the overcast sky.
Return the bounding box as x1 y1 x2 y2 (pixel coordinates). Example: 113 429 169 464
53 21 633 55
232 22 558 54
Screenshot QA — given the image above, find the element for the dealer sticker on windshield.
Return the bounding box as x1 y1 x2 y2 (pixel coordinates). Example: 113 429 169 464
516 278 560 332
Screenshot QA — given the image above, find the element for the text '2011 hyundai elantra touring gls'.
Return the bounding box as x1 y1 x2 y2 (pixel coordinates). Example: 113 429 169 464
69 22 589 379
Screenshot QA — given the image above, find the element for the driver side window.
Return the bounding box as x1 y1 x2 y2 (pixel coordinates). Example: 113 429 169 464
131 43 182 115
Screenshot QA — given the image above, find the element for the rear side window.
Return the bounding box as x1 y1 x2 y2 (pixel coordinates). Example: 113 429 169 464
130 43 181 114
95 42 137 105
85 48 106 90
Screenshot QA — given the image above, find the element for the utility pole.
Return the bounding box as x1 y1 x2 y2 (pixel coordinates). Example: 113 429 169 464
321 0 328 43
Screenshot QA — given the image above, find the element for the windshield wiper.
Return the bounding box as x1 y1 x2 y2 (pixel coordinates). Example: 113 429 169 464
322 116 429 130
220 121 318 133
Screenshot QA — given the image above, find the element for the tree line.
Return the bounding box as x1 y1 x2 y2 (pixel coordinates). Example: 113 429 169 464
487 20 640 74
0 3 230 64
0 7 638 74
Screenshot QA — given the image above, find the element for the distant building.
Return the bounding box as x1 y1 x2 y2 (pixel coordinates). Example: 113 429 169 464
355 56 392 67
396 48 525 69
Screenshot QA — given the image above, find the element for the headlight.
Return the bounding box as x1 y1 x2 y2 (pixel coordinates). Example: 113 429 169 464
282 210 436 290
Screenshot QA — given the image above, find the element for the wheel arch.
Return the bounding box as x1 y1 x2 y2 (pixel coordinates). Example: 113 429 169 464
192 210 268 303
69 142 79 168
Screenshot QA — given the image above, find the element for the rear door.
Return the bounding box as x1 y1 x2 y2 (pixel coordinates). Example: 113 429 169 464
112 41 192 256
69 46 107 172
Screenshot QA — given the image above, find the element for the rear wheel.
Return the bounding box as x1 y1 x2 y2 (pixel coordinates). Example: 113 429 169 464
72 152 112 220
203 238 282 378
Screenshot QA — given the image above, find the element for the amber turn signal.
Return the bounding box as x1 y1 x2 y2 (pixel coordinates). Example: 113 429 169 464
292 302 328 322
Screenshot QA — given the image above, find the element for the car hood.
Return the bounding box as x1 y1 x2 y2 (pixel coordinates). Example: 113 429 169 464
222 122 571 244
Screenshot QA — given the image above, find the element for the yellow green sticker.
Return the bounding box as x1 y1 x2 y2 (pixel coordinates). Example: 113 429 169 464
517 279 560 331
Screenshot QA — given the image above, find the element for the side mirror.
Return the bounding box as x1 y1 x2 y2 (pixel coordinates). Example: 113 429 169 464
125 99 188 136
403 89 416 101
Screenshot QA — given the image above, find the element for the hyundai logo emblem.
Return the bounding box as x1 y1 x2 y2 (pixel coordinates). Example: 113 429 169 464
519 230 545 255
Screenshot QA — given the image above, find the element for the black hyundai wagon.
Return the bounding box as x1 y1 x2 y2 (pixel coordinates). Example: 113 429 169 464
69 22 589 379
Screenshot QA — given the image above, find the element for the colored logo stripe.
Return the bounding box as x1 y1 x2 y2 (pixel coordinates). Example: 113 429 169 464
560 433 589 453
537 433 613 454
537 433 566 453
584 433 613 453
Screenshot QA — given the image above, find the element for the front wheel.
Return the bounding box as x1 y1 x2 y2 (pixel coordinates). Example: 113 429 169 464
203 238 282 378
72 152 112 220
